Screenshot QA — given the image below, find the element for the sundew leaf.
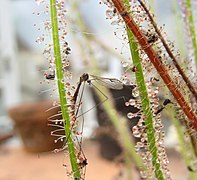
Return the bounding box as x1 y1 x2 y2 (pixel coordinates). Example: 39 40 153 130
123 0 165 179
49 0 81 179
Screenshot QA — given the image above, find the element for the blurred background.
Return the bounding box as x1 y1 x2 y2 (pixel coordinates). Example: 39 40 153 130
0 0 196 179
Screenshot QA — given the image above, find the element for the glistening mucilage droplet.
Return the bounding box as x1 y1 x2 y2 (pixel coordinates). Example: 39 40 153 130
132 87 139 97
105 9 115 19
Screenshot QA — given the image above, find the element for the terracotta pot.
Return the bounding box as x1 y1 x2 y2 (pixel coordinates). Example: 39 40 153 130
8 100 64 153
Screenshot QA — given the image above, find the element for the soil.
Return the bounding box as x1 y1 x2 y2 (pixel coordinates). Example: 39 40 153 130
0 140 188 180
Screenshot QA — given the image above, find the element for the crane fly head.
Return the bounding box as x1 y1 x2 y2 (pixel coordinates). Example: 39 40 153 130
80 73 89 82
163 99 172 106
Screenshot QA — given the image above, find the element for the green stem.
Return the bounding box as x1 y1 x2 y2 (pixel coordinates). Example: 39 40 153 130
128 29 164 180
49 0 80 179
124 0 165 179
186 0 197 68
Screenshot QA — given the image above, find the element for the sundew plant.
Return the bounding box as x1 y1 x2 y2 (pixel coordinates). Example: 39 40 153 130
34 0 197 179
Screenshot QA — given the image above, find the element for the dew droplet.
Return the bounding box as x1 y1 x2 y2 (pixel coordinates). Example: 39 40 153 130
106 9 115 19
53 149 59 153
44 21 51 31
132 126 141 138
129 99 136 106
35 0 45 6
127 112 134 119
36 36 44 44
140 170 148 179
136 142 144 148
132 88 139 97
125 102 130 106
111 20 120 26
121 61 129 67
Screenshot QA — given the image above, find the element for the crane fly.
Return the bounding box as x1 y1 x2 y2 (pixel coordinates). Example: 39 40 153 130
72 73 128 117
73 73 126 102
50 73 129 152
68 73 129 144
64 73 128 177
70 73 128 130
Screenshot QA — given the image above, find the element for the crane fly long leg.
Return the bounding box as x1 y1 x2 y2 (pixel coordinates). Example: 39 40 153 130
75 82 109 119
65 83 86 141
65 73 126 144
64 75 88 145
51 73 130 149
71 73 130 120
76 96 108 119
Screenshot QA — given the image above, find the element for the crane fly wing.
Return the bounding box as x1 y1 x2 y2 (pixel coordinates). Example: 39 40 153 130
89 75 124 90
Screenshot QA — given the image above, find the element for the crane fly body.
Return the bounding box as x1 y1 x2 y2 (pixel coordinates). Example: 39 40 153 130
65 73 130 153
73 73 126 105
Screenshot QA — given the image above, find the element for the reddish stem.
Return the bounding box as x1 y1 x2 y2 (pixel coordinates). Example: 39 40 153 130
137 0 197 101
111 0 197 130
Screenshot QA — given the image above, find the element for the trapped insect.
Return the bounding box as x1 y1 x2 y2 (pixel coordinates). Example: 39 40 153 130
187 166 197 172
143 29 159 44
73 73 129 103
155 99 172 115
67 73 133 139
163 99 172 106
49 73 134 152
131 66 137 72
45 70 55 80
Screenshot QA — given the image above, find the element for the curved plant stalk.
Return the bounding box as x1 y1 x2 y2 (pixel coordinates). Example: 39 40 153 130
123 0 165 179
69 0 99 74
67 10 127 69
70 0 146 176
186 0 197 68
172 0 186 58
149 0 155 12
49 0 80 178
95 85 146 174
89 35 126 63
171 0 197 158
169 109 197 180
111 0 197 131
137 0 197 101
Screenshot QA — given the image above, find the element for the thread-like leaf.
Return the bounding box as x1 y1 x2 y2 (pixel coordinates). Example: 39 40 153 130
169 109 197 180
123 0 165 179
49 0 81 178
186 0 197 68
